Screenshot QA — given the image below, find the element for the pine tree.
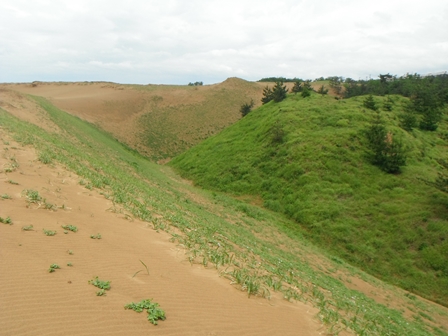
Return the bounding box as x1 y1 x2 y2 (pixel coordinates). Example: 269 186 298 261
261 86 274 104
366 112 406 173
272 82 288 102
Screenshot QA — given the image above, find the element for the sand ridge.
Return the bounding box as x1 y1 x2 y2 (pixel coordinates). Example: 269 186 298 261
0 132 324 335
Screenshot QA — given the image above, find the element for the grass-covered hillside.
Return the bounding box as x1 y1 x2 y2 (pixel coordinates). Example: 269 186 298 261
170 92 448 306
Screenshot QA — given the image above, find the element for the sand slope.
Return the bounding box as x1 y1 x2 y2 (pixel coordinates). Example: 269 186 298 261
0 133 323 335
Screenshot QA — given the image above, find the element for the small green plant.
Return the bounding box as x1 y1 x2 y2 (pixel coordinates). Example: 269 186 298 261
38 151 53 164
61 224 78 232
89 276 110 296
7 180 19 185
43 229 57 236
67 262 73 267
48 264 60 273
0 216 12 224
96 289 107 296
90 233 102 239
1 194 12 199
21 225 34 231
24 189 42 204
132 259 150 278
124 299 166 325
67 250 74 255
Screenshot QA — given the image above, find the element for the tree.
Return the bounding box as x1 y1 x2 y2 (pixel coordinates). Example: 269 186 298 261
272 81 288 102
240 100 254 117
262 82 288 104
328 76 344 95
365 112 406 174
317 85 328 96
261 86 274 104
301 87 311 98
363 94 378 111
409 87 443 131
291 80 303 94
383 96 394 111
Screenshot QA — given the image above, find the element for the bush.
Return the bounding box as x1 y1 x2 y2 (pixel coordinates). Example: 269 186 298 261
240 100 254 117
365 112 406 173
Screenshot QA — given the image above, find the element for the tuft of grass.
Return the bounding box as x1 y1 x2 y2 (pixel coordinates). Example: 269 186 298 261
132 259 150 278
90 233 102 239
124 299 166 325
48 264 60 273
21 225 34 231
7 180 19 185
0 216 12 225
67 262 73 267
1 194 12 199
43 229 57 236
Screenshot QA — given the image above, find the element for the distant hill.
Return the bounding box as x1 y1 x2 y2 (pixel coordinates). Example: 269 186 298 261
2 78 269 161
170 91 448 306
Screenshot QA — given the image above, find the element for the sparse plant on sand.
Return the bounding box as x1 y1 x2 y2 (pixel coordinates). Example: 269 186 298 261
67 250 74 255
89 276 110 296
0 216 12 224
67 262 73 267
21 225 34 231
24 189 42 204
23 189 57 210
132 259 150 278
90 233 102 239
1 194 12 199
48 264 60 273
61 224 78 232
124 299 166 325
43 229 57 236
7 180 19 185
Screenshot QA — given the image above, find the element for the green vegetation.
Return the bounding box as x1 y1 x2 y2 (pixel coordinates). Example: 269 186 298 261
3 156 19 172
43 229 57 236
1 97 447 334
261 82 288 104
89 276 111 296
48 264 60 273
21 225 34 231
132 259 150 278
170 92 448 306
258 77 302 83
0 216 12 224
240 100 254 117
90 233 102 239
61 224 78 232
1 194 12 199
124 299 166 325
23 189 56 209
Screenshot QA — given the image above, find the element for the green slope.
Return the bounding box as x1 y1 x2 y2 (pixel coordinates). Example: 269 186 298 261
170 92 448 306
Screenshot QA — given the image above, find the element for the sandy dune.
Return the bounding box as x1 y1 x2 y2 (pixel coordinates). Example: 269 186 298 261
0 133 324 335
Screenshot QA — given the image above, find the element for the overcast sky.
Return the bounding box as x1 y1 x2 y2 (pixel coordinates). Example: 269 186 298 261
1 0 447 84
